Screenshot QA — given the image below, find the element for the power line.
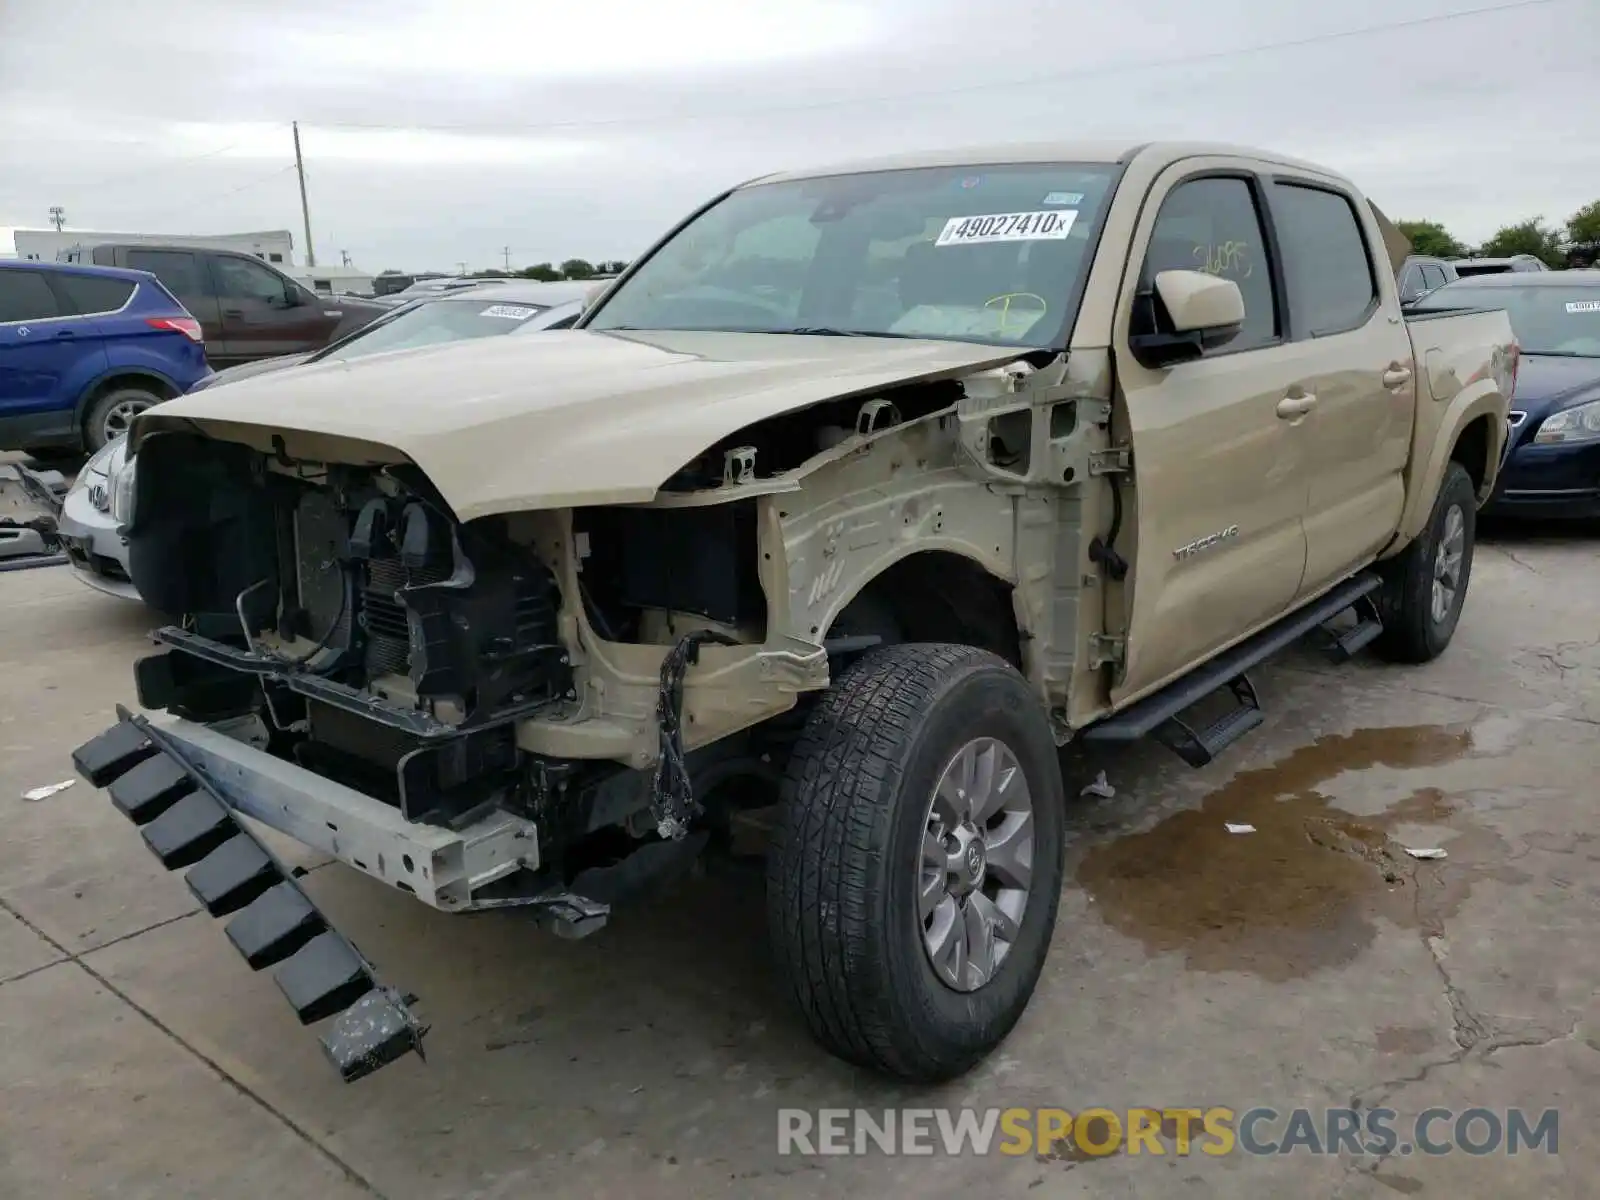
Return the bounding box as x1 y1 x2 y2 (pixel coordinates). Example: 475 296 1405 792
118 164 299 228
3 139 260 201
304 0 1565 136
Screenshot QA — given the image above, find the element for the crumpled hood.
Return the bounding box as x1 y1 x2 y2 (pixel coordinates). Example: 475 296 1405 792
132 329 1023 519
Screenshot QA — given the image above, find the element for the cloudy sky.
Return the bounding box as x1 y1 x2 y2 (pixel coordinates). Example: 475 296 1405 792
1 0 1594 272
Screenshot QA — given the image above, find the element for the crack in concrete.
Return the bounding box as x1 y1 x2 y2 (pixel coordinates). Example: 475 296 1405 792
1335 874 1583 1195
1487 545 1545 577
0 893 388 1199
1422 936 1488 1051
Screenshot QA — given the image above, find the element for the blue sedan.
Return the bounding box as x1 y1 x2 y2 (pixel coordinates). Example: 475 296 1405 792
1412 272 1600 518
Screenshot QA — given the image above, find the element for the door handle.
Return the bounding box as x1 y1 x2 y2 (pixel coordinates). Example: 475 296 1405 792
1276 393 1317 419
222 307 245 318
52 328 75 338
1382 365 1413 388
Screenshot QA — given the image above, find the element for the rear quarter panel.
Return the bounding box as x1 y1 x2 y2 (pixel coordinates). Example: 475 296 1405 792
95 320 208 389
1391 309 1515 546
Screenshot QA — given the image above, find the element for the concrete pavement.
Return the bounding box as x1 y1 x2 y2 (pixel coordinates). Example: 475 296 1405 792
1 525 1596 1198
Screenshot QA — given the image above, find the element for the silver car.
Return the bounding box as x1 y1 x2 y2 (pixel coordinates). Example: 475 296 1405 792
57 284 587 602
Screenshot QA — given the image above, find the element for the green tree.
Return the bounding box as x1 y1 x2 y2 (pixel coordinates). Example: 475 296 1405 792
1567 200 1600 246
1396 220 1466 259
519 263 561 281
1480 217 1565 267
559 258 596 280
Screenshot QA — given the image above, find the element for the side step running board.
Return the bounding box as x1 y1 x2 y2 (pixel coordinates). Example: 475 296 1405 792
1082 572 1383 767
70 707 427 1083
1321 590 1384 663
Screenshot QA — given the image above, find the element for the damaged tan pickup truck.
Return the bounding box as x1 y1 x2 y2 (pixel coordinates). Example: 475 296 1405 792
71 141 1515 1084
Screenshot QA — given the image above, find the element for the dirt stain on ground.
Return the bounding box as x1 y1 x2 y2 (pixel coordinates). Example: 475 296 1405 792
1074 726 1498 981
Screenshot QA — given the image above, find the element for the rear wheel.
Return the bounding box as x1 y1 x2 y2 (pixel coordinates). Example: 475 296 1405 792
767 643 1065 1082
1375 461 1477 663
83 386 162 452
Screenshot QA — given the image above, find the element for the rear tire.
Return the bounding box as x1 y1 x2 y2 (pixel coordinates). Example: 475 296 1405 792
766 643 1065 1082
83 386 162 452
1375 461 1477 663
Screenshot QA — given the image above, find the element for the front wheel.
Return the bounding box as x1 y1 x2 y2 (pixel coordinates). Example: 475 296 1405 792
1375 461 1477 663
766 643 1065 1082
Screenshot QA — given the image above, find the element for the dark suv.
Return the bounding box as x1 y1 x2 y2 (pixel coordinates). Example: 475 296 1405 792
57 244 388 367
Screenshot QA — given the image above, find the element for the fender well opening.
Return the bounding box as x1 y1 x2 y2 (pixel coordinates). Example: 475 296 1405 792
1450 413 1493 496
828 550 1021 669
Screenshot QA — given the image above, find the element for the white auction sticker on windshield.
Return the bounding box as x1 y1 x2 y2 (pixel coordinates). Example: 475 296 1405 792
936 209 1078 247
1566 300 1600 314
480 304 538 319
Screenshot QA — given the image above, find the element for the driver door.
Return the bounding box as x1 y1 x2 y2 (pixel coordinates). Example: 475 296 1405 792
1111 161 1320 705
209 252 328 362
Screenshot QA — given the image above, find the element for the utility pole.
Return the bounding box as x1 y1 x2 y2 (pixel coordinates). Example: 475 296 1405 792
48 206 65 231
340 249 352 267
456 261 468 276
292 121 316 267
502 245 512 272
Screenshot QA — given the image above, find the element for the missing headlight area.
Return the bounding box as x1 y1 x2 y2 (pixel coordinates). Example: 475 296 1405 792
572 501 768 644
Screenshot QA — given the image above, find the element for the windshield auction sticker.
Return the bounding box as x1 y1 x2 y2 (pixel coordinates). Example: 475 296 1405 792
480 304 538 319
1565 300 1600 314
935 210 1078 247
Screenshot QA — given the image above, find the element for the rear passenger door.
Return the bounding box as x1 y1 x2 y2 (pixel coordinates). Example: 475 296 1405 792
122 248 222 343
1112 161 1318 704
1265 175 1414 597
208 253 331 362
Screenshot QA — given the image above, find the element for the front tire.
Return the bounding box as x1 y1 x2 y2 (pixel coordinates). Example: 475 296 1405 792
767 643 1065 1082
1375 461 1477 663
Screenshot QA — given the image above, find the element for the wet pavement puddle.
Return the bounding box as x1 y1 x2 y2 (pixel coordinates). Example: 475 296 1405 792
1074 726 1517 980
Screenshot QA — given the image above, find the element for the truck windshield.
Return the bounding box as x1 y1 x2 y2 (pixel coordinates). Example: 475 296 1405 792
1414 284 1600 357
588 163 1120 349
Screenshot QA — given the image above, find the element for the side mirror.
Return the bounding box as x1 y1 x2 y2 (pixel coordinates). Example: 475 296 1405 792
1129 269 1245 368
583 282 608 312
1156 269 1245 336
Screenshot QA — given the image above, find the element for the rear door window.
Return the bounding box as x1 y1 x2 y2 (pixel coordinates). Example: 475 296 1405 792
1269 183 1378 337
1141 176 1280 353
0 270 62 323
125 249 209 301
51 273 136 315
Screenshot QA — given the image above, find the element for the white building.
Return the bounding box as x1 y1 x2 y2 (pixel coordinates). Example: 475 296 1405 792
291 264 376 296
9 227 297 266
